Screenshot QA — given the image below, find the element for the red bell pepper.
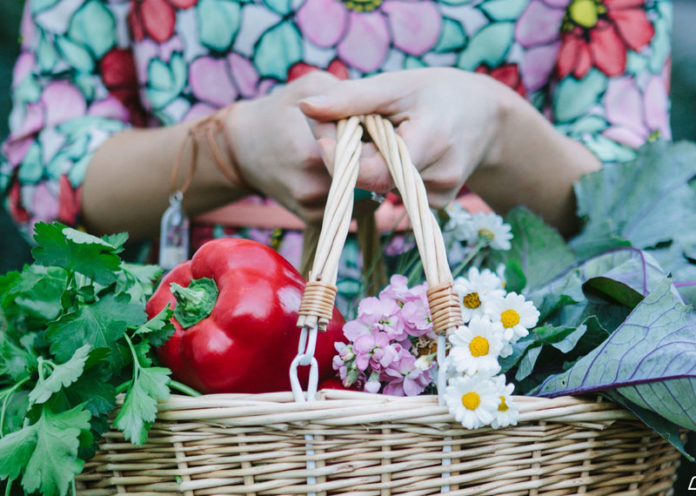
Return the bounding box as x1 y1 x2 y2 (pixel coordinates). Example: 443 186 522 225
146 238 346 394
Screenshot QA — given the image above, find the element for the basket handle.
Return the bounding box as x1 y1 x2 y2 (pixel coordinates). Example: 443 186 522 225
297 115 463 336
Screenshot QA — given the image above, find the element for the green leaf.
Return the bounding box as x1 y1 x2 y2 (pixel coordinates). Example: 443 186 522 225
515 344 542 381
118 263 162 303
504 259 526 293
29 345 92 405
602 390 694 462
65 372 116 419
114 367 170 445
32 222 122 285
571 141 696 256
134 306 175 347
0 405 91 496
535 280 696 431
1 390 30 436
46 293 146 365
9 265 68 321
492 207 575 291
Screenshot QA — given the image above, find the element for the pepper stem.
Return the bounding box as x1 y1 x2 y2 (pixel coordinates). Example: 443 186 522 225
171 277 218 328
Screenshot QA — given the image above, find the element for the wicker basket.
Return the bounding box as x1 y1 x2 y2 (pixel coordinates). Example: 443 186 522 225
78 115 682 494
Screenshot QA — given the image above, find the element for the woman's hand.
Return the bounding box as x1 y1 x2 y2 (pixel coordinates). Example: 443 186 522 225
298 68 510 209
224 71 342 224
299 68 600 234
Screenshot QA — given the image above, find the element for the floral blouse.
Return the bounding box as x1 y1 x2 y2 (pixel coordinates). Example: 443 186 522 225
1 0 672 257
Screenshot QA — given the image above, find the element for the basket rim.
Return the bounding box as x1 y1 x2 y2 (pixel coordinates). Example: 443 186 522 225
141 391 636 428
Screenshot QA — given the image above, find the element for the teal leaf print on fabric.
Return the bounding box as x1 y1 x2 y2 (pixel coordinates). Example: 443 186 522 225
15 77 42 104
68 156 91 187
625 51 648 78
67 0 116 59
434 18 467 53
649 1 672 74
31 0 60 14
263 0 292 16
18 144 43 184
73 74 96 101
56 36 95 73
197 0 242 52
457 22 514 71
438 0 475 6
581 134 636 163
37 34 59 72
553 69 607 123
404 56 426 70
253 21 302 80
146 53 188 110
480 0 529 22
557 115 608 137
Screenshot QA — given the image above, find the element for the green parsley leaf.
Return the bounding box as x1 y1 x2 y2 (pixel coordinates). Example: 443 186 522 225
8 265 68 321
0 404 91 496
114 367 170 445
29 345 92 405
134 305 174 347
32 222 122 285
46 293 146 364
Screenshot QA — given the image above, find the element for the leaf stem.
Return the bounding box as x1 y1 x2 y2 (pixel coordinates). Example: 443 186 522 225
0 377 30 437
168 380 201 397
452 242 485 279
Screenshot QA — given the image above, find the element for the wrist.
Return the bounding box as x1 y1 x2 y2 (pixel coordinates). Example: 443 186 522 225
479 81 521 171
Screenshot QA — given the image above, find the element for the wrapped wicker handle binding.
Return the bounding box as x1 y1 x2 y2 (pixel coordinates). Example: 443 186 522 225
297 115 463 336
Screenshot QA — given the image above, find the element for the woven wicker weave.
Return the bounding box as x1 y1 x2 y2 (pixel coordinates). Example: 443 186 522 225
78 115 682 495
77 391 680 495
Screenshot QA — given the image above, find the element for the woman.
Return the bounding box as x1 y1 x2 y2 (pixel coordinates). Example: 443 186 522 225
1 0 671 274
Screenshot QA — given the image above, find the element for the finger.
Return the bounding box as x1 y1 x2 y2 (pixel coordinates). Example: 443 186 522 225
298 75 401 121
355 143 393 193
397 119 448 173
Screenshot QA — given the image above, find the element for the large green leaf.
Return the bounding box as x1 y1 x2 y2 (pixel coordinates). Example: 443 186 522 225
535 280 696 431
571 141 696 258
492 207 575 292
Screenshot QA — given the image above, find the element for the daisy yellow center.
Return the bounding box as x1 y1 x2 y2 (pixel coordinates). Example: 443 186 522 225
568 0 607 29
461 392 481 411
469 336 490 357
477 228 495 241
342 0 382 12
498 396 509 412
463 292 481 309
500 309 520 328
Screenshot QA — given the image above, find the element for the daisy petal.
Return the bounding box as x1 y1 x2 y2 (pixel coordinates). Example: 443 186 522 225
556 33 582 80
516 0 566 47
604 0 644 8
337 11 390 72
604 76 645 135
382 0 441 56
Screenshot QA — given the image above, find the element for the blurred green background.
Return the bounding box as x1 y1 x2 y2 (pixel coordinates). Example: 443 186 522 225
0 0 695 490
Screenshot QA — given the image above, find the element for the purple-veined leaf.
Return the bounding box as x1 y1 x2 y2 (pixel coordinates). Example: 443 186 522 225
535 280 696 431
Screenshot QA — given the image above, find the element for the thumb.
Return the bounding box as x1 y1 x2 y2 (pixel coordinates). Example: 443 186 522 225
299 76 398 121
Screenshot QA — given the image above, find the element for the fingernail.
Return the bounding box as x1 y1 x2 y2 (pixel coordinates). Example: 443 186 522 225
301 96 327 107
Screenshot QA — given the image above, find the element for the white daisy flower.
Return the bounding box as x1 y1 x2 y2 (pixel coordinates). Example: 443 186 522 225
448 317 504 376
443 202 475 246
453 268 505 322
491 376 519 429
484 292 540 342
471 213 512 251
444 375 499 429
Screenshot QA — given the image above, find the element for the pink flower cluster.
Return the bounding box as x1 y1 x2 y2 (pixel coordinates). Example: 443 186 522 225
333 275 436 396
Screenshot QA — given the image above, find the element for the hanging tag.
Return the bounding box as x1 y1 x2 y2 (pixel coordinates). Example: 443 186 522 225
159 191 190 271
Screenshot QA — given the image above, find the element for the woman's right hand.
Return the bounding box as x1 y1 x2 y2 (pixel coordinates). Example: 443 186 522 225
224 71 345 224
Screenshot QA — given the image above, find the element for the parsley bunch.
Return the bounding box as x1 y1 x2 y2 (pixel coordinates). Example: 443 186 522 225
0 222 178 496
